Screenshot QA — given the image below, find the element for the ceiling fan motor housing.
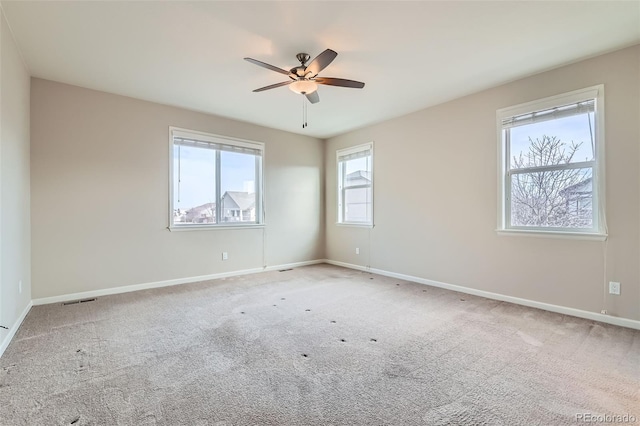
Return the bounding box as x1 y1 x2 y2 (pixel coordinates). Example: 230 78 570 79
291 53 311 77
290 66 307 78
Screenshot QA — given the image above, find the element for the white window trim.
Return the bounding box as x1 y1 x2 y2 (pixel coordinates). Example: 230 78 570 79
336 142 374 227
496 85 607 239
168 126 265 231
496 229 607 241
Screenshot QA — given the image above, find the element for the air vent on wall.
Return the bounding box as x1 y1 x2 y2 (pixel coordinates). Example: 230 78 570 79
62 298 97 306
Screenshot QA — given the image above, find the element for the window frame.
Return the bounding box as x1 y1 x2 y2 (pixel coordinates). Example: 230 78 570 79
168 126 264 231
496 85 607 240
336 142 374 227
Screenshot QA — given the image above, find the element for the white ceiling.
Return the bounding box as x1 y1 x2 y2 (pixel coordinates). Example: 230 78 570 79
2 1 639 139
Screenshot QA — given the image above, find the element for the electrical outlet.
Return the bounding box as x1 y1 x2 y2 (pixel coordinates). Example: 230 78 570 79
609 281 621 295
222 252 228 261
355 248 360 255
18 280 22 294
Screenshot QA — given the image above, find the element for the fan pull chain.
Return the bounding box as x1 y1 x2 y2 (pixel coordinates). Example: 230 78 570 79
301 96 310 129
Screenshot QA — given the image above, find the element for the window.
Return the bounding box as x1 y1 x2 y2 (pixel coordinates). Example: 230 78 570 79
497 86 606 237
337 143 373 226
169 127 263 229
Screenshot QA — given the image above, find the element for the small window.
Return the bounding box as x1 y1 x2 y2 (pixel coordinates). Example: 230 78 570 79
497 86 606 237
169 127 263 229
337 143 373 226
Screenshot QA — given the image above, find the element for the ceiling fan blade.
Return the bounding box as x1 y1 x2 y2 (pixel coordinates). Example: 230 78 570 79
244 57 291 76
305 91 320 104
315 77 365 89
305 49 338 77
253 81 292 92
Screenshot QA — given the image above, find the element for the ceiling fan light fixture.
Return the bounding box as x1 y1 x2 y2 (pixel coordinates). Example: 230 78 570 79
289 79 318 95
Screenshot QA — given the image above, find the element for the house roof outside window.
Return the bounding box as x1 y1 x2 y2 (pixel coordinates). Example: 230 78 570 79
224 191 255 211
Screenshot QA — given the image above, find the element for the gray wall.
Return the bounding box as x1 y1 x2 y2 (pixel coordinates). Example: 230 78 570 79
31 79 324 299
0 9 31 339
325 45 640 321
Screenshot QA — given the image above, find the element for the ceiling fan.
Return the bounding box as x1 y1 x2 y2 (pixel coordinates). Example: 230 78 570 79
244 49 365 104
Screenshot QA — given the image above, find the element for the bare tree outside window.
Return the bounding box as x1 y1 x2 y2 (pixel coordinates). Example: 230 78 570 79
510 135 592 228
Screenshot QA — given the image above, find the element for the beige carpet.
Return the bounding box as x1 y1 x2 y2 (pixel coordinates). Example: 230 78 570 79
1 264 638 425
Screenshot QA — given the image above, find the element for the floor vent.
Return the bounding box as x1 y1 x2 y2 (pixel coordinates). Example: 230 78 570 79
63 298 97 306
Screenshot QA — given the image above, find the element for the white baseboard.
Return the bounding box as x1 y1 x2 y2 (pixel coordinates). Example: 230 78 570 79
31 259 326 306
324 259 640 331
0 301 33 358
263 259 325 272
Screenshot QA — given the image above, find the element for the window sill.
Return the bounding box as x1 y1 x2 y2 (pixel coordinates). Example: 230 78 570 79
336 222 374 229
168 224 265 232
496 229 607 241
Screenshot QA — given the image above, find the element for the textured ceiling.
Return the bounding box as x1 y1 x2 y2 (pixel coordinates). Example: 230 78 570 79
3 1 639 138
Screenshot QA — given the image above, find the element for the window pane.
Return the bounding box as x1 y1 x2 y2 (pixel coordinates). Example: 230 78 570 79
510 167 593 228
344 156 372 183
173 145 216 224
220 151 257 223
345 186 372 223
510 112 595 169
342 153 372 223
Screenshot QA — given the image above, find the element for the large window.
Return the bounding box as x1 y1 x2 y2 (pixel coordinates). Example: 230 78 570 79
497 86 606 237
169 127 263 229
337 143 373 226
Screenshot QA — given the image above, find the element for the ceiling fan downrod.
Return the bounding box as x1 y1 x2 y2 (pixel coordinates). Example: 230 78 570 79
296 53 310 66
